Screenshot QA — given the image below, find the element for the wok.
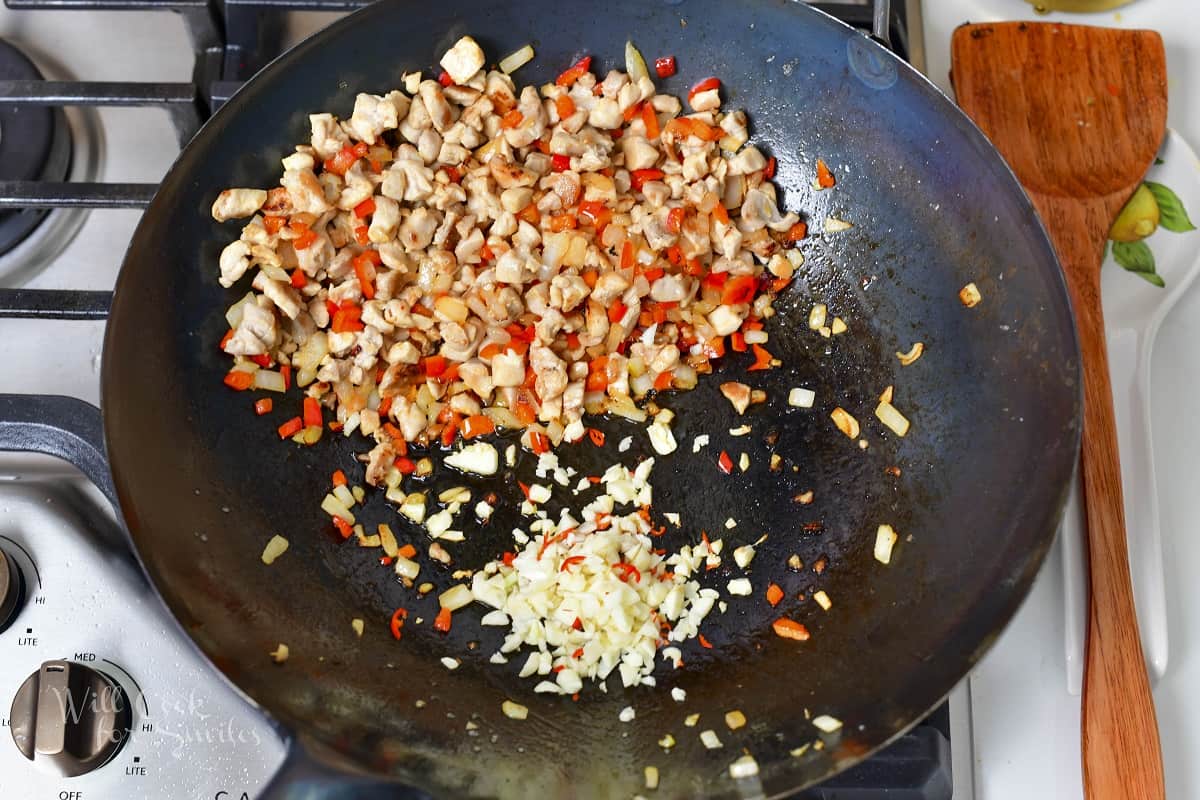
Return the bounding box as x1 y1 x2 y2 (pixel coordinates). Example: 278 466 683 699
1 0 1082 797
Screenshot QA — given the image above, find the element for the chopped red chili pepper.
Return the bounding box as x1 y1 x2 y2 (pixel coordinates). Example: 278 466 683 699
612 562 642 583
654 55 677 78
698 633 714 649
433 606 452 632
332 516 353 539
560 555 587 572
289 268 307 289
529 431 550 454
754 158 773 184
748 344 774 372
653 370 673 391
816 158 836 189
572 616 583 630
394 456 416 474
390 607 408 640
572 647 584 659
586 428 606 447
641 102 660 139
437 70 454 87
502 551 516 567
717 450 733 474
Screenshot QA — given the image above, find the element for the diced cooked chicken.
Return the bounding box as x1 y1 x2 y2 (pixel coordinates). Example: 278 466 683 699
418 80 456 132
310 113 349 159
282 168 331 214
224 297 278 355
212 189 267 222
213 35 797 454
348 92 400 145
720 382 752 414
440 35 486 85
368 196 401 243
219 240 252 288
491 351 525 387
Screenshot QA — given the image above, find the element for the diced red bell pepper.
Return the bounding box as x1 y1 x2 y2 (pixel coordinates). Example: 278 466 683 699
763 156 777 180
722 274 757 305
555 55 592 87
641 102 660 139
608 301 627 324
302 396 322 428
816 158 836 188
223 370 254 391
289 268 307 289
666 206 684 234
555 95 575 119
461 414 496 439
748 344 774 372
353 197 375 219
277 416 303 439
437 70 454 87
500 109 524 129
254 398 273 416
630 168 665 191
786 221 808 241
433 606 453 632
654 55 677 78
551 153 571 172
717 450 733 474
390 607 408 640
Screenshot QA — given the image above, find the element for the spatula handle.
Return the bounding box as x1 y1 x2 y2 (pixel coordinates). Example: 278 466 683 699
1037 197 1165 800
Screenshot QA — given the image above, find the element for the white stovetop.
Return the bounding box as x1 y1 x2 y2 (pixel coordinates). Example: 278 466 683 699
0 2 1195 799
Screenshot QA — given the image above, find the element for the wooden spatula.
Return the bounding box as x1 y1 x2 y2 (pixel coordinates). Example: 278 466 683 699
951 21 1166 800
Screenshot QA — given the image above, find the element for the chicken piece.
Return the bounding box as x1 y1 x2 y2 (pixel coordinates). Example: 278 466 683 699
728 145 767 175
642 209 678 252
212 189 267 222
309 113 349 159
399 207 440 252
444 85 482 107
439 142 471 165
720 382 752 414
491 350 525 387
368 196 401 243
295 235 332 276
651 94 682 115
714 220 744 259
224 297 278 356
253 273 304 320
432 209 462 249
348 93 399 145
361 300 395 334
281 151 315 173
281 168 331 214
605 351 630 398
689 88 721 113
394 398 428 441
622 136 660 171
529 343 568 411
649 274 689 303
485 70 518 114
591 271 631 304
458 358 494 401
738 188 799 233
455 227 484 264
439 320 482 361
338 162 375 211
588 98 622 130
682 151 709 182
389 157 435 203
440 35 486 85
418 80 456 132
707 304 745 336
218 240 252 288
489 156 536 189
539 171 581 211
493 249 528 285
353 325 384 372
399 96 432 143
417 128 443 164
502 86 546 148
386 340 420 365
549 273 589 312
534 308 565 344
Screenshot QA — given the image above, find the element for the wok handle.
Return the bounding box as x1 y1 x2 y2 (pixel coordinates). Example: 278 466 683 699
0 395 116 505
871 0 892 49
259 736 431 800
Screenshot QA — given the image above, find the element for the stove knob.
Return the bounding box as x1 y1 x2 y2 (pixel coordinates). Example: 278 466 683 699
0 548 24 632
9 660 132 777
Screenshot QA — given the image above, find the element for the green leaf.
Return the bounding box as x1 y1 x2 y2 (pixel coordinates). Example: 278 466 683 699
1154 157 1164 165
1144 181 1196 233
1111 240 1165 287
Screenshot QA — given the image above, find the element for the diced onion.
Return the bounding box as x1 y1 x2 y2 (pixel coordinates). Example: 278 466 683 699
439 584 474 611
253 369 286 392
813 714 843 733
874 401 910 437
261 534 289 565
725 710 747 730
444 442 499 475
788 388 815 408
700 729 723 749
499 44 535 74
896 342 924 366
727 578 752 596
270 643 289 663
830 316 847 335
351 618 364 637
813 590 832 611
619 706 636 722
644 766 659 790
441 657 461 670
830 407 859 439
671 687 686 702
733 545 755 569
959 282 982 308
502 699 528 720
807 303 827 330
684 713 700 727
824 217 853 232
625 40 650 82
729 754 760 779
875 524 898 565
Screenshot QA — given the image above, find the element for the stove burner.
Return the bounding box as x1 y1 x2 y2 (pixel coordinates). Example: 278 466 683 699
0 38 71 257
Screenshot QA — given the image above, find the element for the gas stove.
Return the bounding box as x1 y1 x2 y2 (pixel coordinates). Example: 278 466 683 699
0 1 968 797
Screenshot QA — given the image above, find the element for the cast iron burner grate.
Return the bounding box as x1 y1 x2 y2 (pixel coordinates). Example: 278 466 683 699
0 1 948 797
